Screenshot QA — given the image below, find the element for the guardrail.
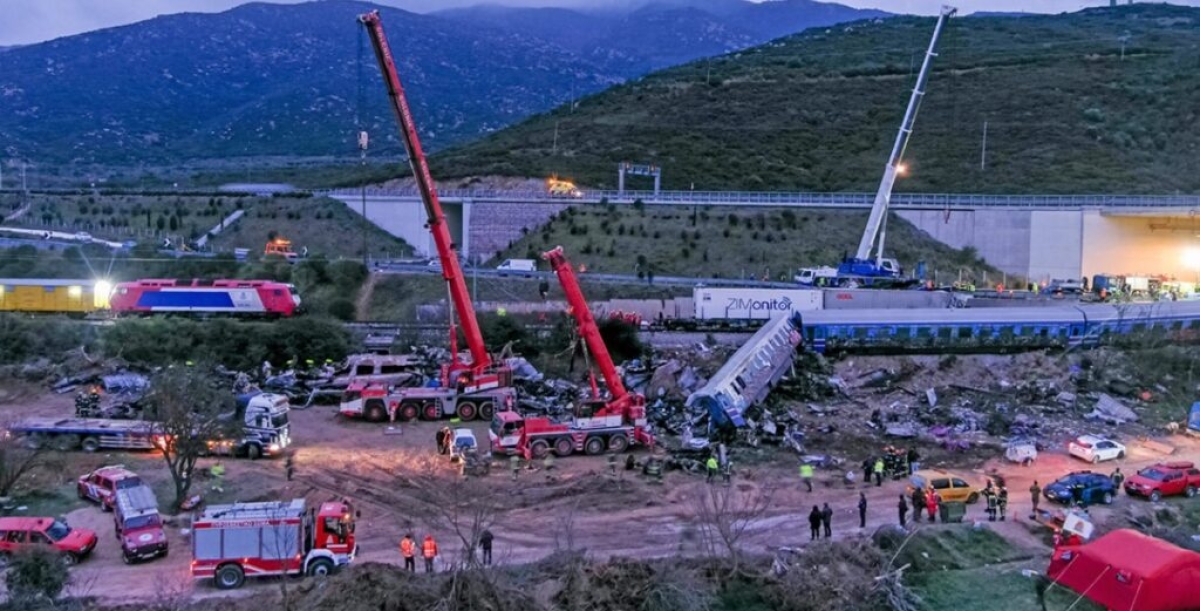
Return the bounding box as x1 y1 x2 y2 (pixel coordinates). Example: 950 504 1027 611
320 188 1200 210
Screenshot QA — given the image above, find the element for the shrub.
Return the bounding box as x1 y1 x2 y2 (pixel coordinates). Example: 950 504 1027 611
6 545 69 604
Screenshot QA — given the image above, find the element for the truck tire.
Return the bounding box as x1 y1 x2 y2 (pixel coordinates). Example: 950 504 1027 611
246 444 262 461
530 440 550 459
584 437 605 456
307 558 334 577
399 402 419 422
81 437 101 453
21 434 43 450
54 434 81 451
554 438 574 457
422 403 440 421
364 400 387 423
607 434 628 453
479 401 496 420
457 402 478 421
215 564 245 590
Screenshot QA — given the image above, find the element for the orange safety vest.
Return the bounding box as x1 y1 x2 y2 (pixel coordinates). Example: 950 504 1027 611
400 538 415 558
422 538 438 558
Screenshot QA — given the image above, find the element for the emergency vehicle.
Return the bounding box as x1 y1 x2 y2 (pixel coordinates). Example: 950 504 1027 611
191 498 358 589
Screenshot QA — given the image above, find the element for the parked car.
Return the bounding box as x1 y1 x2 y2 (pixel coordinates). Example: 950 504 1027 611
1043 471 1116 506
77 465 143 511
113 485 168 564
1067 435 1126 464
1124 461 1200 502
0 517 98 564
450 428 478 463
910 469 980 504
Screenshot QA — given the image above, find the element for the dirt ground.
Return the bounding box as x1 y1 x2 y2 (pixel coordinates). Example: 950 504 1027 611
2 377 1199 606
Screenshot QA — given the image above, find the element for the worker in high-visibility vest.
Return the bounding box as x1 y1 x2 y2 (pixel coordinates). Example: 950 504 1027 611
799 463 814 492
399 534 416 572
422 534 439 573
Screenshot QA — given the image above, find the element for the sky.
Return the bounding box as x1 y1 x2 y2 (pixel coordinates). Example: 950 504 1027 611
1 0 1199 46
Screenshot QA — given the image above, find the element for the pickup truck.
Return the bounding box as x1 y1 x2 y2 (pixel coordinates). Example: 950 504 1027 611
1123 461 1200 501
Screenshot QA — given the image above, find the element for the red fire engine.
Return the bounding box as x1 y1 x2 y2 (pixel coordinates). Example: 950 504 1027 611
350 11 516 423
489 246 654 458
191 498 358 589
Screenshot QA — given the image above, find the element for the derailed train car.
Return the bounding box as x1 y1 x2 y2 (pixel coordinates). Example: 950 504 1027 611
0 278 111 316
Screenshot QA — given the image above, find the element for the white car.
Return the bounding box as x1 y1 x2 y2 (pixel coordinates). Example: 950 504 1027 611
1068 435 1126 464
449 428 478 463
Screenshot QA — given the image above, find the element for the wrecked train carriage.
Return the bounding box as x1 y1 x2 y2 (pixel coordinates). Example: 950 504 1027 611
793 300 1200 355
685 315 802 430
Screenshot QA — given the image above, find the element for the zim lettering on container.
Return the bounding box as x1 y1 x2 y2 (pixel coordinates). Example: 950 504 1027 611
726 296 793 312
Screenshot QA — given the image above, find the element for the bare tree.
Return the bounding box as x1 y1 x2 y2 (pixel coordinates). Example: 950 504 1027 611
144 366 238 509
406 458 503 571
0 425 50 498
688 482 775 575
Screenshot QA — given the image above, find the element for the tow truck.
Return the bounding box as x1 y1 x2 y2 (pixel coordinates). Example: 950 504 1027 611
811 6 956 289
352 11 517 422
489 246 654 458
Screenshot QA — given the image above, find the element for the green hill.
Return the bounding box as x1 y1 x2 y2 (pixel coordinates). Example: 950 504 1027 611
429 4 1200 194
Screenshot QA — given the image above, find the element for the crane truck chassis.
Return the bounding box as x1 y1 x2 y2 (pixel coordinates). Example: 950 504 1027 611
340 378 516 422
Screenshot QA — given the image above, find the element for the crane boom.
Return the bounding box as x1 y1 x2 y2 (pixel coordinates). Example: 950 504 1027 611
855 5 956 262
359 11 491 374
542 246 628 402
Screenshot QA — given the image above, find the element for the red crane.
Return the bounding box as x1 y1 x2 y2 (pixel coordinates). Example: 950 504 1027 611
488 246 653 459
344 11 513 424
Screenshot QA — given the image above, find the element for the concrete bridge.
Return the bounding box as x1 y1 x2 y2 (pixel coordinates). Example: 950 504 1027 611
324 188 1200 283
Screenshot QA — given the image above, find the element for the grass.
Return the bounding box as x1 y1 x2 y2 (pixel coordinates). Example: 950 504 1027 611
1 192 411 260
493 204 995 280
430 4 1200 194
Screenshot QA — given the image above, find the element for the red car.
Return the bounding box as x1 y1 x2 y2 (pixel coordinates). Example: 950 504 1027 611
77 465 143 511
1123 461 1200 501
0 517 98 564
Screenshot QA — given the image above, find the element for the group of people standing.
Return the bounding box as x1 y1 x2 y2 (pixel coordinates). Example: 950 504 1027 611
399 529 495 572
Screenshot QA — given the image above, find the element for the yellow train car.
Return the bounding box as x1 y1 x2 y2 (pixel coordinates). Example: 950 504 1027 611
0 278 111 316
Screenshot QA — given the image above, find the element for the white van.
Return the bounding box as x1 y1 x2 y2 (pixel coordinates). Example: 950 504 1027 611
496 259 536 276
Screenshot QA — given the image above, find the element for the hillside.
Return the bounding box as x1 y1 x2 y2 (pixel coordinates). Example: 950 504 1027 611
0 0 881 168
430 4 1200 194
488 203 995 282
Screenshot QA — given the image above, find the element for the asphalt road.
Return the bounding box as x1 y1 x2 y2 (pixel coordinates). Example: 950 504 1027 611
373 260 796 289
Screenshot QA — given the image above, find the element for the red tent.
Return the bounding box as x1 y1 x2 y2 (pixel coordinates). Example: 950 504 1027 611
1046 529 1200 611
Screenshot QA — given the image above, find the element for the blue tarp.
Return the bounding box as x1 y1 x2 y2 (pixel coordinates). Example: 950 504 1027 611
1189 402 1200 433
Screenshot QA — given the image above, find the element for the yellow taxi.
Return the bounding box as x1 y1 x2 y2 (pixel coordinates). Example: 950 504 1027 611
910 469 981 504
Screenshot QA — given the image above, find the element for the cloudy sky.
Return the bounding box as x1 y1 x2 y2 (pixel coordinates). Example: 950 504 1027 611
1 0 1198 46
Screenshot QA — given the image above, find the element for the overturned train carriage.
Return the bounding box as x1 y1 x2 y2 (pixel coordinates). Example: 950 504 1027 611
795 300 1200 354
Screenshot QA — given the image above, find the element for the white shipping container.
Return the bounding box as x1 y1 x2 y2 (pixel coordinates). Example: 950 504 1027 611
693 287 823 321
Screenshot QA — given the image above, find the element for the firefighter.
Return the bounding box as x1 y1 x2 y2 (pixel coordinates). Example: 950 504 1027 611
799 462 814 492
998 485 1009 521
510 455 521 481
400 533 416 572
705 455 719 484
422 534 438 573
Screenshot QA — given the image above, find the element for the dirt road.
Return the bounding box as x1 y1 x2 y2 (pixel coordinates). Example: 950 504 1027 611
4 390 1197 605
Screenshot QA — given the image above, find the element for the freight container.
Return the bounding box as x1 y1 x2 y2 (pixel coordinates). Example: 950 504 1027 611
693 287 822 322
822 289 953 310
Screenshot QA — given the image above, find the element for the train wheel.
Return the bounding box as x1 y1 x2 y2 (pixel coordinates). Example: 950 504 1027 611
554 437 574 457
478 401 496 420
607 434 628 454
456 402 478 421
584 437 605 456
530 440 550 459
422 403 440 421
399 402 419 422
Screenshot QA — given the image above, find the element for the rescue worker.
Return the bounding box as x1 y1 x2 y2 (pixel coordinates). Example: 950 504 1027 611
1030 480 1042 515
898 494 909 527
479 528 494 566
998 485 1009 521
706 455 719 484
925 489 939 523
912 487 927 522
422 534 438 573
985 487 997 522
808 505 822 541
858 492 868 529
400 533 416 572
538 279 550 300
1111 467 1125 491
210 462 225 493
821 502 833 538
285 453 295 482
510 455 521 481
608 454 619 478
873 458 885 487
799 462 815 492
906 448 920 474
722 459 733 485
862 458 873 485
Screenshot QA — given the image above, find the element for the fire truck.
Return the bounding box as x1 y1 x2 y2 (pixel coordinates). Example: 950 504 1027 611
353 11 516 423
191 498 358 589
489 246 654 458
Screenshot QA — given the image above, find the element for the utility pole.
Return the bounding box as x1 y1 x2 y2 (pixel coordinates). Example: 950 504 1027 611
358 130 369 268
980 120 988 171
1119 32 1131 60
